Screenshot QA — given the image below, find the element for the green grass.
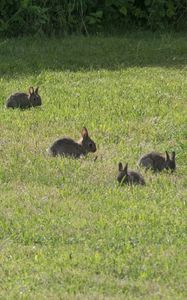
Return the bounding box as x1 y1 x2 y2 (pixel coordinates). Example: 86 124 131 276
0 32 187 299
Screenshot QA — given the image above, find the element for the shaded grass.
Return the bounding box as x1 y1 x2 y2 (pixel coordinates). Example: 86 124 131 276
0 32 187 77
0 32 187 299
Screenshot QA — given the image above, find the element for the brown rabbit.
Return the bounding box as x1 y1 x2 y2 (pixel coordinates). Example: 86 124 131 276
5 87 42 109
117 162 145 185
47 127 97 158
139 151 176 172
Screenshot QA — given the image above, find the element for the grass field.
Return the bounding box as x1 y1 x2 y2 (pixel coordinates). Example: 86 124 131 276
0 32 187 299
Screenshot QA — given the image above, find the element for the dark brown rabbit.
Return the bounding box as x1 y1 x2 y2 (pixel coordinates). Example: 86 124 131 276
117 162 145 185
5 87 42 109
48 127 97 158
139 151 176 172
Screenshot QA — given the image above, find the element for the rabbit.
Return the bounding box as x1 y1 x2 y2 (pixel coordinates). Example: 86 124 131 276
117 162 145 185
139 151 176 172
5 87 42 109
47 127 97 158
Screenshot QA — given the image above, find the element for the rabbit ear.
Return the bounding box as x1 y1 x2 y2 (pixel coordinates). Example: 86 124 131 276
118 162 123 171
171 151 175 161
165 151 170 161
124 163 128 174
35 87 39 94
81 127 88 138
29 87 34 95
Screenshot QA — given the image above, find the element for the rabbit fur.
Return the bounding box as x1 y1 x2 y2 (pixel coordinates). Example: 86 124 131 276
117 162 145 185
6 87 42 109
48 127 96 158
139 151 176 172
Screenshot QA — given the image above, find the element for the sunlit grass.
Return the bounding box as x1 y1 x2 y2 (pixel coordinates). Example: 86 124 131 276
0 32 186 299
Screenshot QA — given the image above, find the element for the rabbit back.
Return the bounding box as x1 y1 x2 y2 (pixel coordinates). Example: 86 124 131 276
6 93 30 109
139 152 165 171
126 171 146 185
48 138 83 158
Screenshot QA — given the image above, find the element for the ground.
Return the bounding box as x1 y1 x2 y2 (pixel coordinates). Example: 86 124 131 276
0 32 186 299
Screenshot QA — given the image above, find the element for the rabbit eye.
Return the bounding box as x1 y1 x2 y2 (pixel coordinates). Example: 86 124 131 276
89 143 93 148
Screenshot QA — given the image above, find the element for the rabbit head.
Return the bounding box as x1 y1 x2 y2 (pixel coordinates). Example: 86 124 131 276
80 127 97 153
117 162 128 184
28 87 42 106
165 151 176 171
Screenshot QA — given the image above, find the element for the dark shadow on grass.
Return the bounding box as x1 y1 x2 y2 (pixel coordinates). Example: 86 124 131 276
0 32 187 78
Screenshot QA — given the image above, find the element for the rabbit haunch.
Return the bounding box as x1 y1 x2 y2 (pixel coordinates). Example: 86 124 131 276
5 87 42 109
117 162 145 185
48 127 96 158
139 151 176 172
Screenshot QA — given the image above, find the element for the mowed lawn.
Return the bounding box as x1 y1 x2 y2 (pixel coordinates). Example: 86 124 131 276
0 33 186 299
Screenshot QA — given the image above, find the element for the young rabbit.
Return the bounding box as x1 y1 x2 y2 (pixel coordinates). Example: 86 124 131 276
5 87 42 109
117 162 145 185
48 127 97 158
139 151 176 172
